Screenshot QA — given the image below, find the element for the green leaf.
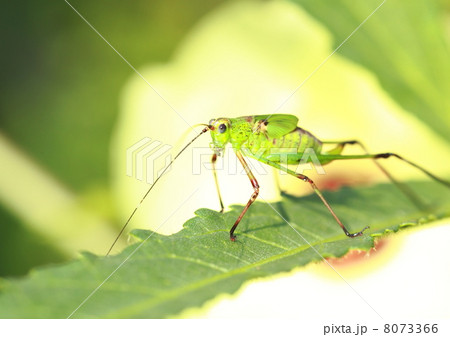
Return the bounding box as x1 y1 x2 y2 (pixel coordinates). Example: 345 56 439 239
0 182 449 318
289 0 450 143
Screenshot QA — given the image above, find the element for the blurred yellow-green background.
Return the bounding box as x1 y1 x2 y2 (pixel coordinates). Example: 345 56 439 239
0 0 227 275
1 0 450 318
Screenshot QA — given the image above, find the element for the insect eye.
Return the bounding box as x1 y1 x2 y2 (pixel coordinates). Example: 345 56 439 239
218 123 227 133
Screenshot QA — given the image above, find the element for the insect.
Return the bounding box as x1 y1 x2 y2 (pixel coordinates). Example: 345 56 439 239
107 114 450 255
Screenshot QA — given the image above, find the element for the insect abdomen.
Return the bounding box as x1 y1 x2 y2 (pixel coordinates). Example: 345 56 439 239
268 127 322 153
244 127 322 163
295 127 322 153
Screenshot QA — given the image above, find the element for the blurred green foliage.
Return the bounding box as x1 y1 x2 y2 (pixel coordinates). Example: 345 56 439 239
0 0 225 276
0 0 224 191
0 204 64 275
290 0 450 143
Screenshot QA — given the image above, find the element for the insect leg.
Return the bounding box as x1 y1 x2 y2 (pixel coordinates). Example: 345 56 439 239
323 142 450 188
211 153 224 213
229 150 260 241
254 156 368 238
372 152 450 188
323 140 426 209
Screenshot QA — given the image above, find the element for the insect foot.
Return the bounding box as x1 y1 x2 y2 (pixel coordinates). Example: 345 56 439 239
345 225 370 238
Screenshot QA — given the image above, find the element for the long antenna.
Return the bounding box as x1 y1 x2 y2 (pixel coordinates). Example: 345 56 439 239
106 126 210 256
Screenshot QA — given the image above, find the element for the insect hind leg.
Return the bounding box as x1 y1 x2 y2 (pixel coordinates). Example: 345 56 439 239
296 173 369 237
373 152 450 189
256 156 369 238
322 140 359 155
323 140 428 210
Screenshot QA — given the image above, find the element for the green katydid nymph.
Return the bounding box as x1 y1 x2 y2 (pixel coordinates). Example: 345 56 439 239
106 114 450 255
